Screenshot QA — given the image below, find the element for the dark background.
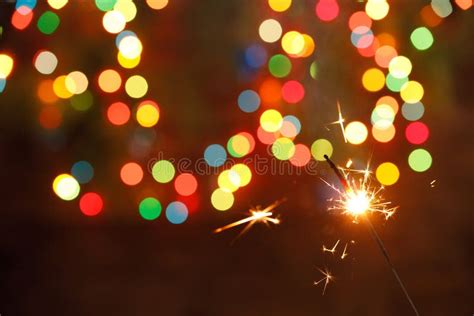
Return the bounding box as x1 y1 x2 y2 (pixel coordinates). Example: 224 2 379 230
0 1 473 315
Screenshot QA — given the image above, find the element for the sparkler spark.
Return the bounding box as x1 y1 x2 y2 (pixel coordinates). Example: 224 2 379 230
322 154 398 221
213 199 284 239
322 239 340 254
340 243 348 259
327 102 347 143
314 267 334 295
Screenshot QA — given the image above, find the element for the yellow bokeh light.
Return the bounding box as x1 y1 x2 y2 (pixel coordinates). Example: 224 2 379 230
118 36 143 59
218 170 241 193
146 0 169 10
47 0 68 9
211 188 235 211
136 103 159 127
260 109 283 132
231 164 252 187
281 31 305 56
388 56 412 79
376 162 400 186
53 75 73 99
311 138 333 161
372 104 395 129
268 0 292 12
0 54 14 78
114 0 137 22
65 71 88 94
125 75 148 98
117 51 141 69
299 34 315 57
365 0 390 20
52 174 80 201
362 68 385 92
259 19 282 43
345 121 368 145
98 69 122 93
400 80 424 104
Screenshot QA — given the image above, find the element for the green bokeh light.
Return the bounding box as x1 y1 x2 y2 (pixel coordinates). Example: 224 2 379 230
268 54 291 78
37 11 60 35
139 197 162 220
408 148 432 172
410 27 434 51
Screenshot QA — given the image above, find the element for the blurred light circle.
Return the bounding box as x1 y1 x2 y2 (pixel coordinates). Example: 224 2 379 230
125 75 148 98
272 137 296 160
257 126 279 145
37 11 60 35
345 121 368 145
211 188 234 211
372 124 396 143
231 164 252 187
53 75 73 99
259 78 282 105
98 69 122 93
268 0 292 12
311 138 333 161
52 174 80 201
405 121 429 144
103 10 126 34
401 101 424 121
348 11 372 30
376 95 399 114
260 109 283 132
0 54 14 78
315 0 340 22
120 162 143 186
245 44 267 69
114 0 137 22
388 56 412 79
34 50 58 75
117 51 141 69
118 35 142 59
280 115 301 138
281 31 305 56
385 73 408 92
282 80 305 103
371 104 395 128
79 192 103 216
362 68 385 92
238 89 260 113
107 102 130 125
289 144 311 167
95 0 117 11
136 101 159 127
365 0 390 20
65 71 89 94
410 27 434 50
47 0 68 10
71 161 94 184
268 54 292 78
375 45 397 68
400 80 424 104
174 173 198 196
166 202 188 224
204 144 227 167
152 160 175 183
376 162 399 186
408 148 432 172
218 170 241 193
146 0 169 10
139 197 162 220
259 19 282 43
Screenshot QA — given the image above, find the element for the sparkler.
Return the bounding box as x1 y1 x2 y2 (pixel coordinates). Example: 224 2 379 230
323 155 420 316
322 239 340 254
314 267 334 295
327 102 348 143
213 199 284 240
340 243 348 260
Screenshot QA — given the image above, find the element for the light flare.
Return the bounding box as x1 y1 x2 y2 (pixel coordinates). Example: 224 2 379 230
314 267 334 295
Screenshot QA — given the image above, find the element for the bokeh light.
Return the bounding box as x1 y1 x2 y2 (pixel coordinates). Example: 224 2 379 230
204 144 227 167
259 19 282 43
120 162 143 186
218 170 240 193
362 68 385 92
136 101 160 127
311 138 333 161
174 173 198 196
389 56 412 79
125 75 148 98
345 121 368 145
405 121 429 144
268 0 292 12
107 102 130 125
260 109 283 132
376 162 400 186
268 54 292 78
408 148 432 172
34 50 58 75
272 137 296 160
410 27 434 50
71 161 94 184
211 188 234 211
238 89 260 113
152 160 175 183
231 164 252 187
289 144 311 167
402 101 425 121
98 69 122 93
281 80 305 103
0 54 14 78
37 11 60 35
52 174 80 201
365 0 390 20
166 201 188 224
139 197 162 220
79 192 103 216
102 10 126 34
146 0 169 10
400 80 424 103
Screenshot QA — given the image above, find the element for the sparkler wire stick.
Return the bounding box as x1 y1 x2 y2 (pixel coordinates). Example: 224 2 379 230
324 155 420 316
